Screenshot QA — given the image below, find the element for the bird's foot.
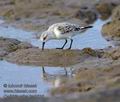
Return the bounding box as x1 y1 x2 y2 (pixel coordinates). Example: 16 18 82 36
66 48 72 50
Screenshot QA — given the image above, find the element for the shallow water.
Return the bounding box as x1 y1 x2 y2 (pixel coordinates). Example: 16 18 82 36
0 61 73 97
0 19 112 97
0 19 112 49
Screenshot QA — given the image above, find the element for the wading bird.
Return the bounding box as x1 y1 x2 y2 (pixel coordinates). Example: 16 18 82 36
40 22 93 50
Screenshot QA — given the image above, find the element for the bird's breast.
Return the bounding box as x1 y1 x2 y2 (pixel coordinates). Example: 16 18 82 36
54 27 61 38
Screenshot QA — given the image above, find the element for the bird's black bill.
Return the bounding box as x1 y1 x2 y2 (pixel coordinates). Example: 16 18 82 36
42 42 45 50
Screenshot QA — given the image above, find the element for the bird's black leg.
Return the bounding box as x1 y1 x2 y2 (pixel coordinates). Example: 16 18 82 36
42 66 47 80
64 68 68 76
68 39 73 49
56 39 67 49
42 42 45 50
42 66 46 74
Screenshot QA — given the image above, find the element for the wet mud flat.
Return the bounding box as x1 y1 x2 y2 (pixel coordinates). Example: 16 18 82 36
0 0 119 31
0 37 120 102
4 47 102 67
0 64 120 102
0 0 120 101
0 37 33 60
0 86 120 102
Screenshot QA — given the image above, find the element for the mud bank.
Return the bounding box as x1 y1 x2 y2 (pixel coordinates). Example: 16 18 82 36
51 64 120 95
0 37 33 59
0 0 119 31
0 0 98 31
3 42 120 68
102 5 120 45
1 0 119 31
96 0 120 20
0 86 120 102
4 47 101 67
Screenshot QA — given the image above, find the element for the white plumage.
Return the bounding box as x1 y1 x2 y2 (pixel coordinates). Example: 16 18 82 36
40 22 93 50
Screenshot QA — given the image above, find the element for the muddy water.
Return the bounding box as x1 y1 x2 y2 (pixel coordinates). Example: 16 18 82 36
0 19 112 97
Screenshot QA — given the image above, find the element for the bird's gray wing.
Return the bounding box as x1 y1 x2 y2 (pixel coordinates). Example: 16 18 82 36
56 23 81 34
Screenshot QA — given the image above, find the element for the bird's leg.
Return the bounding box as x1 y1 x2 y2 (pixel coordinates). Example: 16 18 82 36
56 39 67 49
42 66 47 80
42 42 45 50
64 67 68 76
68 39 73 49
42 66 46 74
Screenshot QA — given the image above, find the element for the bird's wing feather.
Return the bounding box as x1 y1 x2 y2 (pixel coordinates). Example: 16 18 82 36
47 22 93 36
54 23 81 34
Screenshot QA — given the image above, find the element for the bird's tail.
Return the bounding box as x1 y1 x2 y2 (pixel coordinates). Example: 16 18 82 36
80 25 93 30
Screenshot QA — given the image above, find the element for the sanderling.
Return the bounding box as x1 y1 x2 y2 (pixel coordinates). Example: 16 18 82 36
40 22 93 50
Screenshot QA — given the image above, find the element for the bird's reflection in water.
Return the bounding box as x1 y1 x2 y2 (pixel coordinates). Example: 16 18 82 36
41 66 74 88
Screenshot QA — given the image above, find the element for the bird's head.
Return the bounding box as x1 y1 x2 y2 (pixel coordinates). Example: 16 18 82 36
40 31 52 50
40 31 50 42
